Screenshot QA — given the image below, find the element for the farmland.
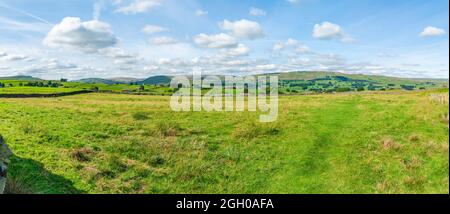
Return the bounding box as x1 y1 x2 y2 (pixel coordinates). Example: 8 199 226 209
0 87 448 193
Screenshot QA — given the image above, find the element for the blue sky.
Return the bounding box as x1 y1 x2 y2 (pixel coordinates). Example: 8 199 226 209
0 0 448 80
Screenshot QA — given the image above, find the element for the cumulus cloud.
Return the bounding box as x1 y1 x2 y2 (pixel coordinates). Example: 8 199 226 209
294 46 311 54
115 0 162 14
43 17 118 53
150 36 178 45
249 7 266 17
195 9 208 16
420 26 446 37
7 55 28 61
194 33 237 49
1 54 28 61
142 25 168 34
313 21 354 42
219 19 264 40
273 42 285 51
98 47 136 59
272 38 310 54
219 44 250 57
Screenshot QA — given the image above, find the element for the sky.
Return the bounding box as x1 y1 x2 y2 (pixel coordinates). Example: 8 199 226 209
0 0 448 80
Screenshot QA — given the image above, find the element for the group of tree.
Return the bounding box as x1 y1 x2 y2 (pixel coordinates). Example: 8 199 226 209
23 81 63 88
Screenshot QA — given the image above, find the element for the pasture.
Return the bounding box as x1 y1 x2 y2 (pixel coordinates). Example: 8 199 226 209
0 90 448 193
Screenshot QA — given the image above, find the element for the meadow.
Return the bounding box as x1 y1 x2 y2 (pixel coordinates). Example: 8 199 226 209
0 89 448 193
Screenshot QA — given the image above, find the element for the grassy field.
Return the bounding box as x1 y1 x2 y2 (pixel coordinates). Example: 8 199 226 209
0 90 448 193
0 87 83 94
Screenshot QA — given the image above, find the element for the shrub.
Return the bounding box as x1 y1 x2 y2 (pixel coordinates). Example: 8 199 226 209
336 87 351 92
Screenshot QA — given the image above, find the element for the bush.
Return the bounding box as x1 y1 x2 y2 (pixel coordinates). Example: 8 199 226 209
336 87 351 92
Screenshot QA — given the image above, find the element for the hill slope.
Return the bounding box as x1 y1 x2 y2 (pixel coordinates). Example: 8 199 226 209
0 75 42 81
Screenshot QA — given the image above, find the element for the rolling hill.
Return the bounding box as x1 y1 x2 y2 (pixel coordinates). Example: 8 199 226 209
0 75 42 81
137 75 172 85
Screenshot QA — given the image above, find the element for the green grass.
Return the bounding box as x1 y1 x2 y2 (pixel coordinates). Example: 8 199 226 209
0 87 82 94
0 90 448 193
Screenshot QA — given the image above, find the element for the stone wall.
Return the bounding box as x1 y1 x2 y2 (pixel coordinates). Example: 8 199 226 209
0 135 13 194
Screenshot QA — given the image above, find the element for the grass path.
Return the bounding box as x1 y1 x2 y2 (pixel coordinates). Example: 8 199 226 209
268 96 364 193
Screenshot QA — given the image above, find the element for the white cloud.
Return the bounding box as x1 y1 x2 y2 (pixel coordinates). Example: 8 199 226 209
194 33 237 49
219 19 264 40
313 21 354 42
420 26 446 37
272 38 308 53
249 7 266 17
43 17 118 53
0 52 7 57
286 0 300 4
93 0 104 20
150 36 178 45
255 64 276 71
115 0 162 14
294 46 311 54
142 25 168 34
0 16 50 33
286 38 300 46
3 54 28 61
99 47 136 59
195 9 208 16
273 42 285 51
219 44 250 57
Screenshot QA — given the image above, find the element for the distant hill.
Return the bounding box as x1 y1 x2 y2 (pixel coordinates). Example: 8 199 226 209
74 78 119 84
138 76 172 85
265 71 449 85
0 75 42 81
108 77 144 83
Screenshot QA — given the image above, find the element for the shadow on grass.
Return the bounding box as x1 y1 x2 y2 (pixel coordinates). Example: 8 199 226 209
5 155 84 194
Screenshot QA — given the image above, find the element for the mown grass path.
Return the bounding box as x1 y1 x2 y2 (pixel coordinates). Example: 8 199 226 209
267 96 364 193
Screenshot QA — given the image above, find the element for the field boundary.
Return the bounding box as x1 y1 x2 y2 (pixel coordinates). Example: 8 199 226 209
0 90 93 98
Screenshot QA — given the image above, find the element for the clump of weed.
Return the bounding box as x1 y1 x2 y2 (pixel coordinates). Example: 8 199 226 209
20 122 35 134
402 156 422 170
148 155 165 167
70 147 94 162
132 111 149 121
441 113 449 124
232 123 280 139
98 155 129 179
408 134 420 142
380 138 402 151
107 155 128 173
375 181 389 193
155 121 182 137
403 176 426 188
91 132 109 140
4 178 33 194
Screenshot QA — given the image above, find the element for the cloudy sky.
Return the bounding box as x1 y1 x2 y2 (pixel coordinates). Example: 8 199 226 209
0 0 448 80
